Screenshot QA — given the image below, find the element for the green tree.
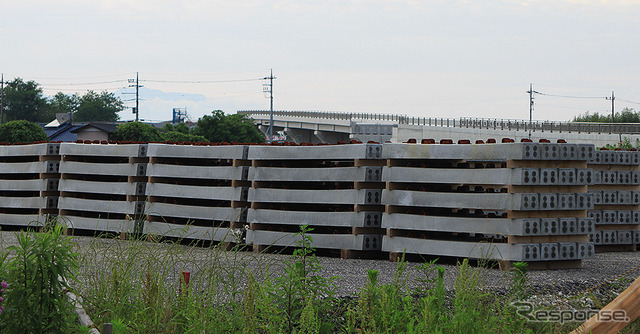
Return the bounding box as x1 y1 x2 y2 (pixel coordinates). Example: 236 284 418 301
161 122 191 134
74 90 124 122
616 107 640 123
110 122 164 142
0 120 49 143
192 110 265 143
162 131 208 142
48 92 79 116
571 111 610 122
2 78 52 122
572 108 639 123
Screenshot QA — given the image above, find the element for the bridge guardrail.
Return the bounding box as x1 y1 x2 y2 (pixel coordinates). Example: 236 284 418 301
238 110 640 135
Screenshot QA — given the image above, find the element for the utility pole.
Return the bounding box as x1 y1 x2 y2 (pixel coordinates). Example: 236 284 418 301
126 72 142 122
606 91 615 123
0 73 4 124
606 91 621 142
526 83 540 138
263 69 276 143
136 72 139 122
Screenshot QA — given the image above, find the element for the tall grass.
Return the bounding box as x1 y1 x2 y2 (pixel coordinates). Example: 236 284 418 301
1 223 638 333
0 223 81 333
72 225 543 333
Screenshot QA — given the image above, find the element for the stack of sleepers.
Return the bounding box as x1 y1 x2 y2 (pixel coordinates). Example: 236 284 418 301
381 141 596 269
57 143 148 235
0 143 60 229
587 150 640 251
245 143 385 258
143 144 250 244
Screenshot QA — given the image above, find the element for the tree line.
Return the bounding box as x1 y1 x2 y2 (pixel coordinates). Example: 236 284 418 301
1 78 123 122
0 78 265 144
110 111 265 143
571 107 640 123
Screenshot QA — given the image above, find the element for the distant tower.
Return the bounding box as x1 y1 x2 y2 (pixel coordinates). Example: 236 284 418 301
172 107 188 124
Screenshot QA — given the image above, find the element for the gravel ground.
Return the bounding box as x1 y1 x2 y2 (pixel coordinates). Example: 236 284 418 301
1 231 638 306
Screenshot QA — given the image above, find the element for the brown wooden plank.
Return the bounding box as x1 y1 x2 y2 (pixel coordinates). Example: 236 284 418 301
594 204 640 210
354 159 386 167
351 227 385 235
253 244 269 253
233 159 251 167
39 155 61 162
354 204 384 212
570 274 640 334
588 164 640 172
340 249 381 259
354 181 384 189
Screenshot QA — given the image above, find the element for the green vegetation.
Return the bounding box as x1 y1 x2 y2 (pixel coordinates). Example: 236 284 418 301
0 120 49 143
109 122 165 142
1 78 124 123
73 91 124 122
161 131 208 143
1 77 265 144
1 78 52 123
1 224 638 333
600 137 640 150
572 107 639 123
111 113 265 143
193 110 265 143
0 223 82 333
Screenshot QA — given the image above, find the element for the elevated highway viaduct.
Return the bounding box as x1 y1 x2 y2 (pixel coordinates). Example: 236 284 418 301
238 110 640 147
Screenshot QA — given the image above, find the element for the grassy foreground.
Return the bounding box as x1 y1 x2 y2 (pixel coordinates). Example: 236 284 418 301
0 224 638 333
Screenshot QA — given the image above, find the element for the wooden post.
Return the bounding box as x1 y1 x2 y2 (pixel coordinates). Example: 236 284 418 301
570 275 640 334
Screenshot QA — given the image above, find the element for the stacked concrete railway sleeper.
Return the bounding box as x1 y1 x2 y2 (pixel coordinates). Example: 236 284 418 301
587 149 640 252
0 142 61 229
57 142 148 236
143 143 250 245
246 143 385 258
381 139 596 269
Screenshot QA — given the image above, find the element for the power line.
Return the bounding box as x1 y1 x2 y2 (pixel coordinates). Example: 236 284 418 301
38 79 128 86
619 99 640 105
141 78 262 84
41 86 126 92
535 91 606 99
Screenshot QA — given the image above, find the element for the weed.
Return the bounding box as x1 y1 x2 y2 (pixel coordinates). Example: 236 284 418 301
0 222 80 333
255 225 339 333
510 261 529 301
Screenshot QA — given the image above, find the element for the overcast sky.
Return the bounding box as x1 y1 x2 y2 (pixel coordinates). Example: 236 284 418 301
2 0 639 122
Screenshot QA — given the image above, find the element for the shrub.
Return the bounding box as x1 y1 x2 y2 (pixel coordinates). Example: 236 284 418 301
0 120 48 143
161 131 208 143
110 122 164 142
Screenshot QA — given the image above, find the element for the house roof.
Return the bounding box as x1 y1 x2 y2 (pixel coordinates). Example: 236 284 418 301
40 123 84 142
70 123 119 133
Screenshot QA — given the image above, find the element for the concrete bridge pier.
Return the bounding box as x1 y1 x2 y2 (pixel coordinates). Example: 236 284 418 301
314 130 349 144
284 128 317 144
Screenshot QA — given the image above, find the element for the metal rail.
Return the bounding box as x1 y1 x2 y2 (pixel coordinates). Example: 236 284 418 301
238 110 640 135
